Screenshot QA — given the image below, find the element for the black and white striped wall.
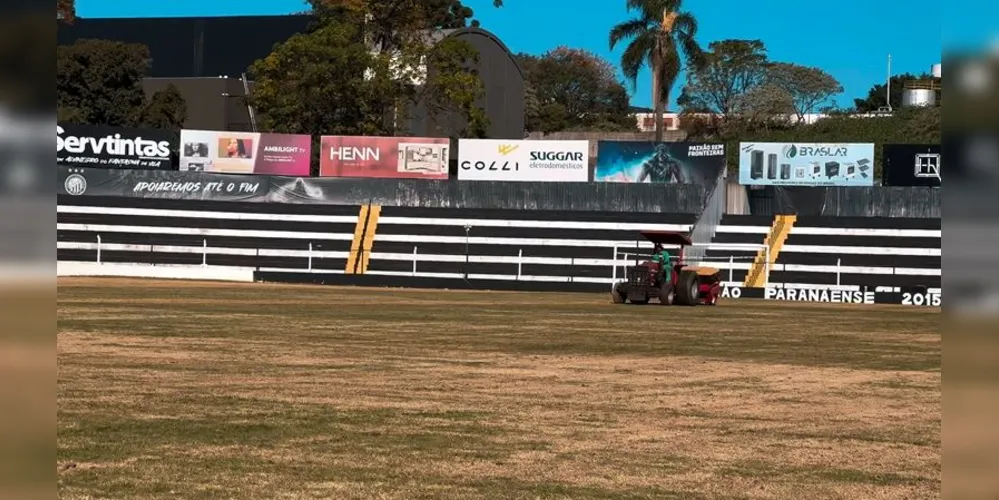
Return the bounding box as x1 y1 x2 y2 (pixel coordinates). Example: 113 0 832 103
707 214 941 294
58 196 360 272
57 196 940 298
56 196 694 293
361 206 693 288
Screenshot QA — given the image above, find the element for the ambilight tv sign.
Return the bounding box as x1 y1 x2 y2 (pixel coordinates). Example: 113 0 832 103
57 123 176 170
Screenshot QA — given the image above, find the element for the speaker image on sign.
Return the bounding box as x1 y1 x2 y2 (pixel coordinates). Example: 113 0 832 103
767 153 778 179
856 158 871 179
825 161 840 178
810 162 822 177
780 163 791 179
750 150 764 179
843 163 856 179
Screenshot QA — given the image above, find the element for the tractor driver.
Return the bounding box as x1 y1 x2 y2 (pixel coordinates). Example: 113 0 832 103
651 243 672 282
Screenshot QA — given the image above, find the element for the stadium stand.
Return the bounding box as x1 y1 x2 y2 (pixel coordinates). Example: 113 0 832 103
57 197 359 271
57 197 696 288
364 206 693 283
57 196 939 294
702 214 941 293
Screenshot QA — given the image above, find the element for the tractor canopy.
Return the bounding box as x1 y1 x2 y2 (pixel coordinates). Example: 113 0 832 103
639 230 693 248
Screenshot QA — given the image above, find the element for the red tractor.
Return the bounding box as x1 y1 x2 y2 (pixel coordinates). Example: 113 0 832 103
612 231 723 306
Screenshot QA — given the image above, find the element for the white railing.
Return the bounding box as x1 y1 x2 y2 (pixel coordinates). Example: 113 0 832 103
611 242 769 289
74 235 931 287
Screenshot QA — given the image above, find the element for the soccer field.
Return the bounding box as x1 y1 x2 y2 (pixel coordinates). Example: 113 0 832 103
56 277 940 500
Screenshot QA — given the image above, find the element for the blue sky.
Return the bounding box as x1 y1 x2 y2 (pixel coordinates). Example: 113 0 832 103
78 0 969 111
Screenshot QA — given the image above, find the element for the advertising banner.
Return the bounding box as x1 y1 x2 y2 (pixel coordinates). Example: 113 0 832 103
319 136 450 179
457 139 589 182
882 144 941 187
738 142 875 186
57 123 176 170
178 129 311 176
720 285 940 307
59 166 275 202
594 141 725 185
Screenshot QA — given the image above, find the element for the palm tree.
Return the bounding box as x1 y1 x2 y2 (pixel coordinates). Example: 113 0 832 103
610 0 703 142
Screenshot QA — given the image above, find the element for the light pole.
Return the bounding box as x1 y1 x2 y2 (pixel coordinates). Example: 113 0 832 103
886 54 893 113
221 92 230 131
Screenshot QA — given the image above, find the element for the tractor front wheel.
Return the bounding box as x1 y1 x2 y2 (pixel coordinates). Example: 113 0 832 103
612 283 627 304
658 282 674 305
675 271 700 306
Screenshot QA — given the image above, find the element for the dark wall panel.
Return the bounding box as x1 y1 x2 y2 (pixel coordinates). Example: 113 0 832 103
58 15 311 78
749 186 941 218
58 166 710 213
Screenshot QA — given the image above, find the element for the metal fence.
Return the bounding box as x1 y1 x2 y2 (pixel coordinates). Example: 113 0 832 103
687 169 728 261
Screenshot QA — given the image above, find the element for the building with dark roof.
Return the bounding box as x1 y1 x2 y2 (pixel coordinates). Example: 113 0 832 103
57 15 525 139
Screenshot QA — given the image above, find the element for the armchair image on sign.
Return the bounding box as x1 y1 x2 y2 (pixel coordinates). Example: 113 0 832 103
319 136 450 179
593 142 725 185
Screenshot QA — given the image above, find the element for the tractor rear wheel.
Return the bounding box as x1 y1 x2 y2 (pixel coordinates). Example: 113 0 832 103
674 270 700 306
658 282 674 305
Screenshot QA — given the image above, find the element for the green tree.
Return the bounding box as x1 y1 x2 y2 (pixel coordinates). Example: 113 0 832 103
306 0 491 47
677 39 768 114
730 84 795 130
417 37 490 138
523 80 540 133
57 39 150 126
765 62 843 122
609 0 703 142
255 1 492 144
249 19 395 139
57 38 189 130
518 47 636 133
138 84 188 130
58 0 75 23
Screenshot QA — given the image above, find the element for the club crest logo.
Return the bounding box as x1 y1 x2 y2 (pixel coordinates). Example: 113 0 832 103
64 173 87 195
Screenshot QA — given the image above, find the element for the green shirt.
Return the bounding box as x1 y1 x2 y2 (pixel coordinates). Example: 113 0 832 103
652 250 671 265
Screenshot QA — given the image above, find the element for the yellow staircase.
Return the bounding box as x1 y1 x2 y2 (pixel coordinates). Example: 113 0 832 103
344 204 381 274
743 214 796 288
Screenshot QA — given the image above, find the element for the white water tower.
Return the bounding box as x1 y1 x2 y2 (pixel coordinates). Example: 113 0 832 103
901 64 941 107
902 86 937 107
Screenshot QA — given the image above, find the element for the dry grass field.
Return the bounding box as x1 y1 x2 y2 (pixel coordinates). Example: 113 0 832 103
57 277 940 500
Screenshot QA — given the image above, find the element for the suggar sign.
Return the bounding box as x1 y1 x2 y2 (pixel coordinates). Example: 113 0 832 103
56 123 175 169
529 151 584 162
457 139 589 182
